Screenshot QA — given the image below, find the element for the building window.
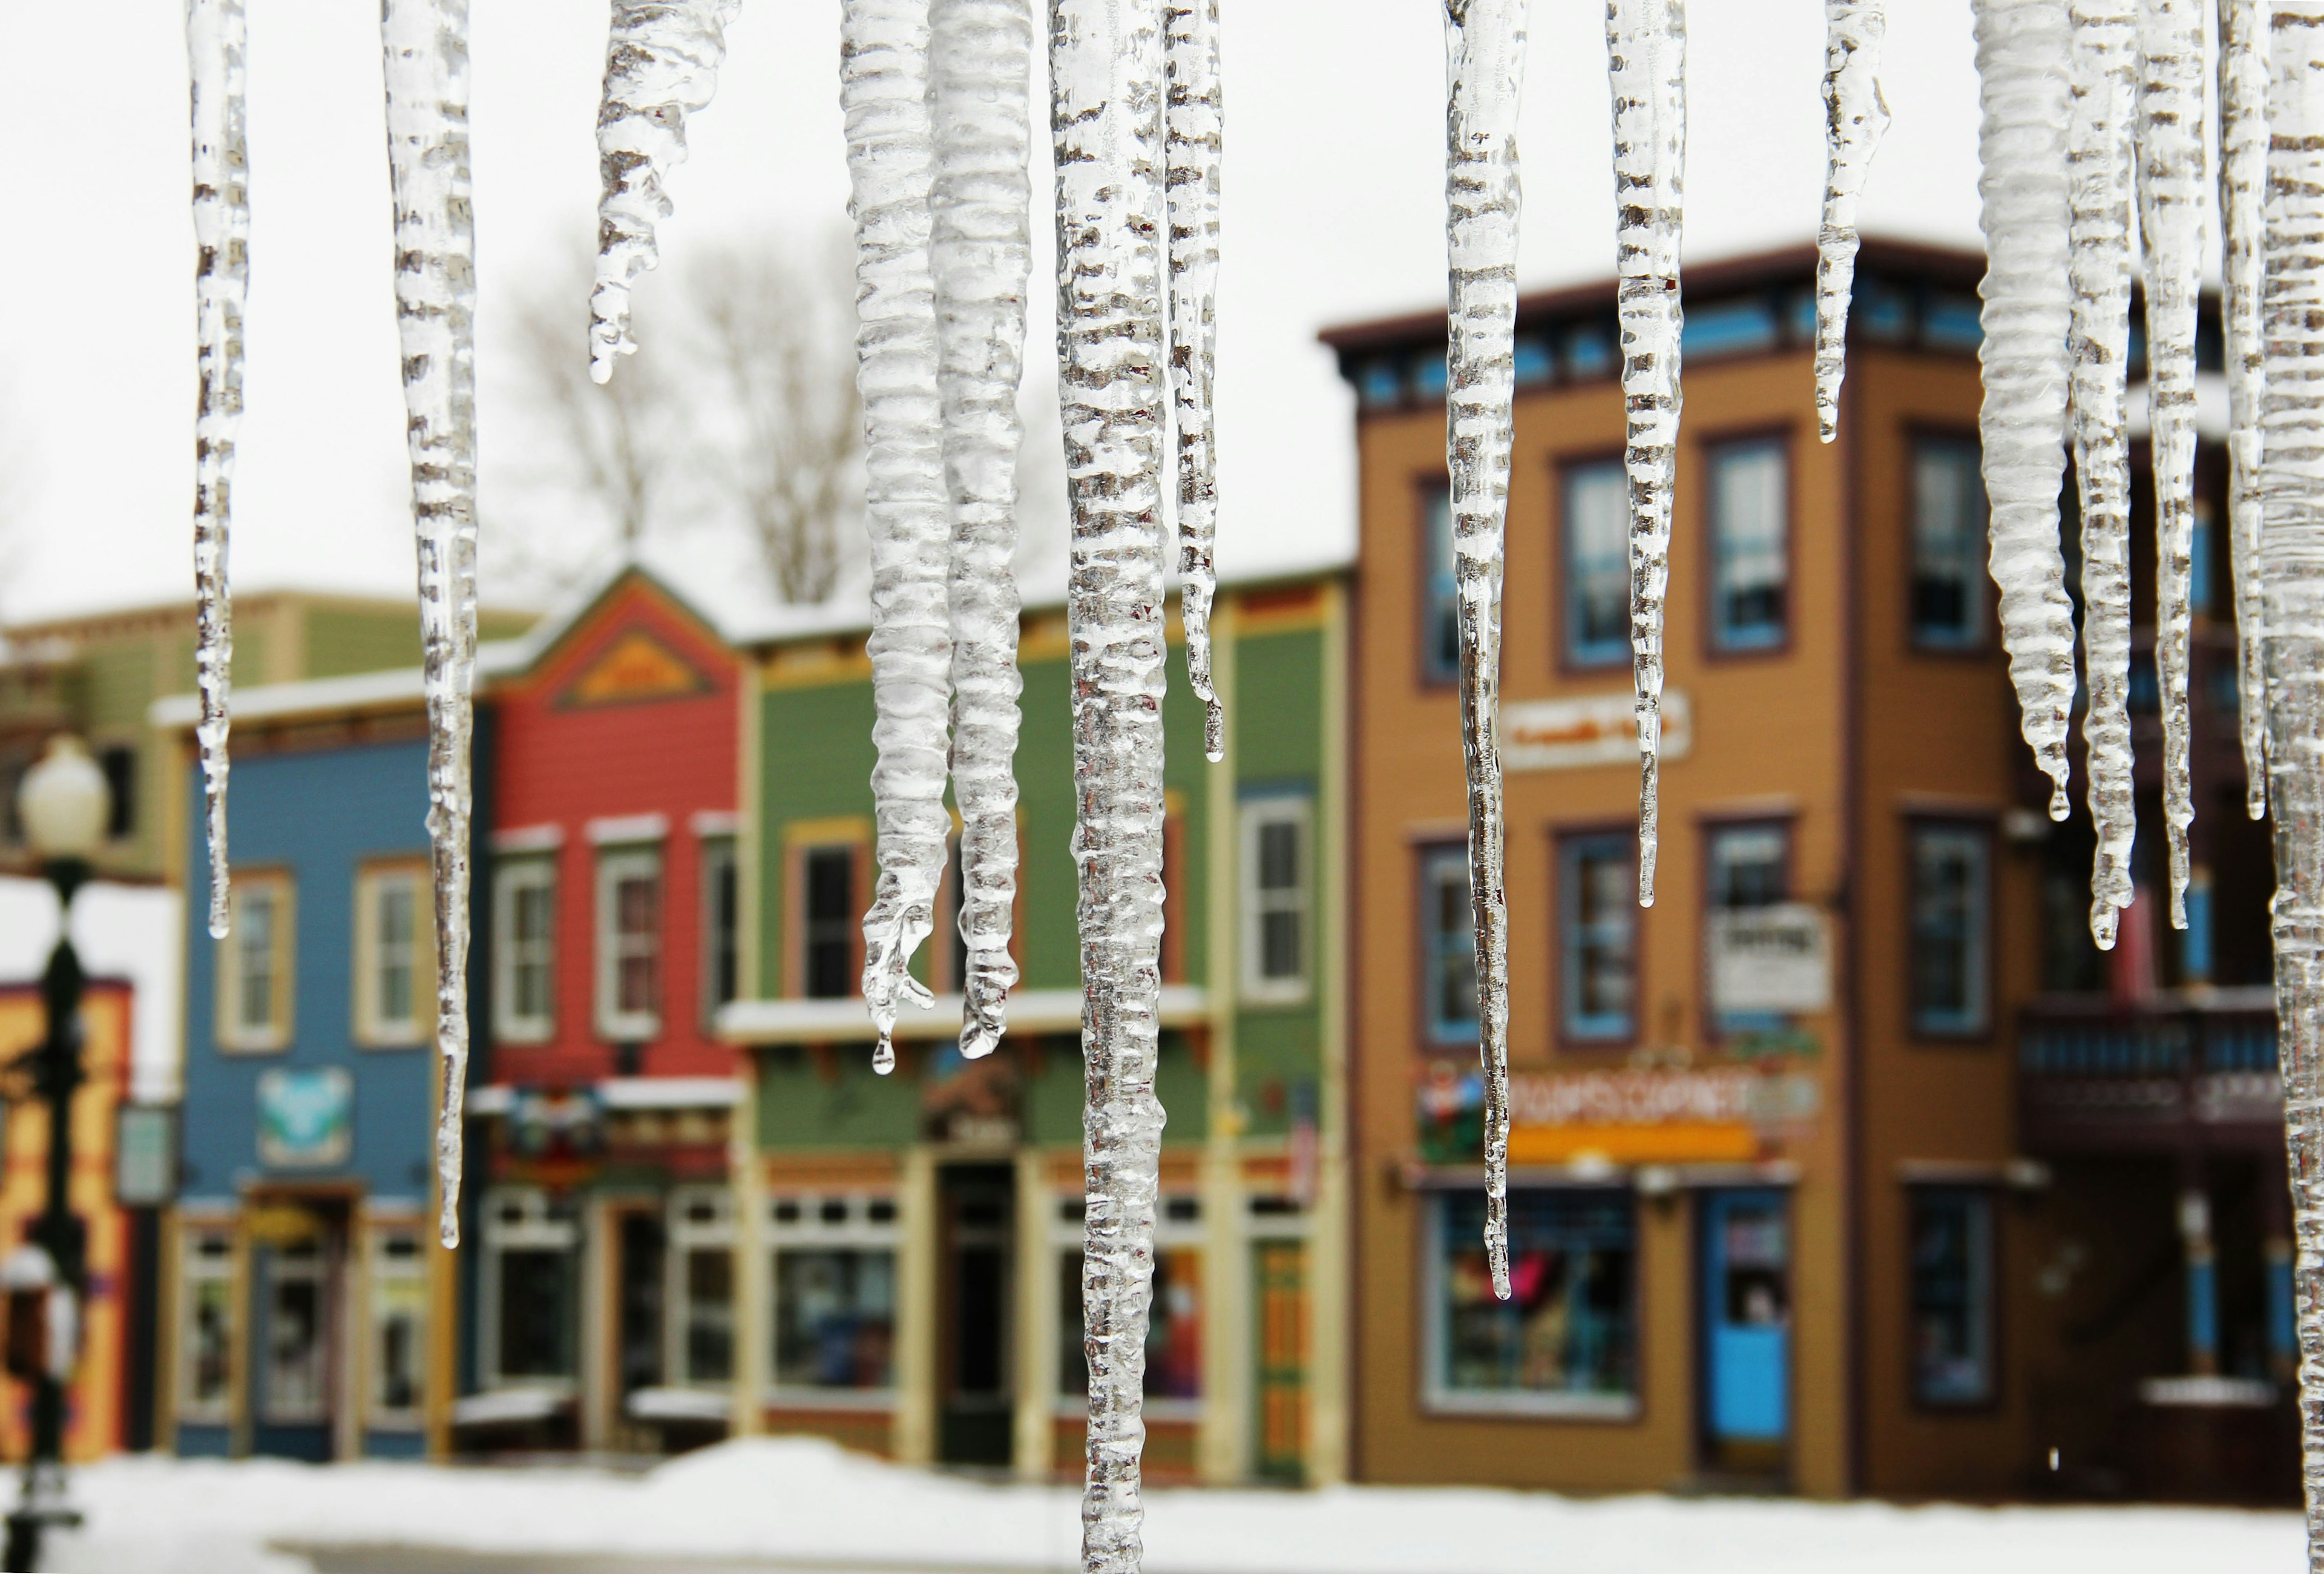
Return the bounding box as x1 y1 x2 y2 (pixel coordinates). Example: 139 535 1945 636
1240 796 1312 1004
770 1193 899 1396
355 864 428 1045
596 846 663 1040
669 1188 735 1388
97 743 137 840
493 859 557 1043
1909 1188 1997 1407
261 1239 329 1423
701 837 740 1018
482 1190 580 1388
1707 437 1790 653
1706 822 1790 1033
218 872 292 1052
798 845 859 1000
179 1228 234 1423
369 1225 427 1427
1562 459 1630 668
1420 846 1478 1046
1422 486 1459 683
1909 822 1992 1036
1057 1196 1205 1407
1911 436 1989 650
1560 832 1638 1042
1427 1188 1638 1415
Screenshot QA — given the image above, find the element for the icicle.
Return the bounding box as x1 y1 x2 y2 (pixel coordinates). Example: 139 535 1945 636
1605 0 1682 906
1813 0 1887 444
1166 0 1224 762
381 0 479 1249
2218 0 2268 820
846 0 953 1072
1446 0 1528 1305
2259 1 2324 1544
928 0 1031 1059
1050 0 1169 1564
589 0 743 383
2065 0 2136 949
1971 0 2077 822
186 0 246 945
2132 0 2204 930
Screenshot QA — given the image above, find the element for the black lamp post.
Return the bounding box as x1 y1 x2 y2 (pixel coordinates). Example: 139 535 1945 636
4 737 110 1573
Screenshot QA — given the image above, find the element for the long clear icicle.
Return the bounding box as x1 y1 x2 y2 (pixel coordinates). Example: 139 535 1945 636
1606 0 1683 905
1813 0 1887 444
2220 0 2269 821
1971 0 2077 821
928 0 1031 1059
186 0 247 945
381 0 480 1249
1050 0 1169 1564
1446 0 1527 1306
2260 2 2324 1546
589 0 743 383
2066 0 2137 948
1166 0 1224 762
2132 0 2204 929
846 0 953 1076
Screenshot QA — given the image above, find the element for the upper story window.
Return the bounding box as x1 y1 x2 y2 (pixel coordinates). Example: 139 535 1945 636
1706 822 1790 1033
1911 436 1989 650
596 845 663 1041
1562 459 1630 668
701 836 740 1017
1422 486 1460 683
1707 437 1790 653
218 872 292 1052
1420 845 1478 1047
1240 795 1312 1005
1560 831 1637 1043
799 844 859 1000
1909 820 1992 1037
355 863 428 1046
493 858 557 1044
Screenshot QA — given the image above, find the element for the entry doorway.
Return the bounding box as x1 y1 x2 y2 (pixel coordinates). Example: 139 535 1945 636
249 1206 348 1462
1698 1188 1791 1478
937 1164 1014 1467
614 1207 667 1446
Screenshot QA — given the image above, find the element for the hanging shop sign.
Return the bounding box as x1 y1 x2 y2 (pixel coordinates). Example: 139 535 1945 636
256 1068 353 1170
1418 1059 1820 1166
1503 690 1691 773
1707 903 1833 1015
923 1041 1022 1146
114 1104 180 1207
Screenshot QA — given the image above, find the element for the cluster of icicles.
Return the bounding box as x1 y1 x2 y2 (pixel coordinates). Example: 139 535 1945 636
174 0 2324 1560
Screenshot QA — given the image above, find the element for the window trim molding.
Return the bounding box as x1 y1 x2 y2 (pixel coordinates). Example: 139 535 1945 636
1416 840 1479 1050
767 1189 902 1402
1238 791 1315 1007
476 1187 583 1395
1552 446 1634 676
1903 814 1998 1042
786 835 869 1001
1696 813 1798 1044
215 869 295 1054
1903 424 1995 657
492 856 559 1045
1699 424 1798 662
596 843 666 1042
352 858 432 1049
1555 825 1643 1049
1416 478 1459 691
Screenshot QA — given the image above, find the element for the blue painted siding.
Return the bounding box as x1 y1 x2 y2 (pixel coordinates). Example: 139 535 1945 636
181 737 436 1200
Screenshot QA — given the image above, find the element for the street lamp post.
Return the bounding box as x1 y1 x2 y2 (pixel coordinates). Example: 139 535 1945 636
4 737 110 1573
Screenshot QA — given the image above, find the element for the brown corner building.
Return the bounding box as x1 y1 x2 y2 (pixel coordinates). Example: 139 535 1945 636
1326 239 2293 1501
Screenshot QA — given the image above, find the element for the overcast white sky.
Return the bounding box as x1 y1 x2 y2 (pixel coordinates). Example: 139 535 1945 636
0 0 1987 624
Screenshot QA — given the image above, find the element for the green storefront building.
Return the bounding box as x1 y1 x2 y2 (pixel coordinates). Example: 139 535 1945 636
719 562 1351 1486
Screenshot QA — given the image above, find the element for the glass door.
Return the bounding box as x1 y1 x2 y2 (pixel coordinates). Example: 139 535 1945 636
1698 1188 1791 1477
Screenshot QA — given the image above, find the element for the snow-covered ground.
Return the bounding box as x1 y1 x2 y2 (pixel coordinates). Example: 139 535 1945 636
35 1439 2302 1573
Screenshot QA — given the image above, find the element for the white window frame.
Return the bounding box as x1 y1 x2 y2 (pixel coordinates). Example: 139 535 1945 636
1239 795 1313 1006
258 1237 330 1424
666 1187 737 1391
493 858 558 1044
177 1224 237 1424
1052 1193 1208 1421
366 1220 428 1429
766 1191 902 1408
354 863 430 1047
596 845 665 1041
478 1187 582 1394
217 872 294 1053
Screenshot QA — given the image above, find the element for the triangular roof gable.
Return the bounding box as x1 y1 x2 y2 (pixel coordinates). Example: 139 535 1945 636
512 565 737 711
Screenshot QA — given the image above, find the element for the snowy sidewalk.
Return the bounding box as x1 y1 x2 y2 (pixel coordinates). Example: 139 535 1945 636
36 1438 2304 1574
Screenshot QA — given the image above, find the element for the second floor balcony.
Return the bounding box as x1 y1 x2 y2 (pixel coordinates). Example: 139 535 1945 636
2018 992 2282 1157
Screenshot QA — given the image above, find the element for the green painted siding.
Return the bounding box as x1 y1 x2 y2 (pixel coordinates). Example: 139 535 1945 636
304 607 424 680
80 642 155 732
756 1045 922 1148
758 679 881 980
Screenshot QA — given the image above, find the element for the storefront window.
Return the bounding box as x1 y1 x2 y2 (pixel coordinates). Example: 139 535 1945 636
1429 1189 1638 1415
770 1193 899 1394
263 1240 328 1423
1910 1188 1996 1407
1055 1195 1205 1406
484 1190 580 1386
180 1229 234 1422
370 1227 427 1425
669 1188 735 1387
